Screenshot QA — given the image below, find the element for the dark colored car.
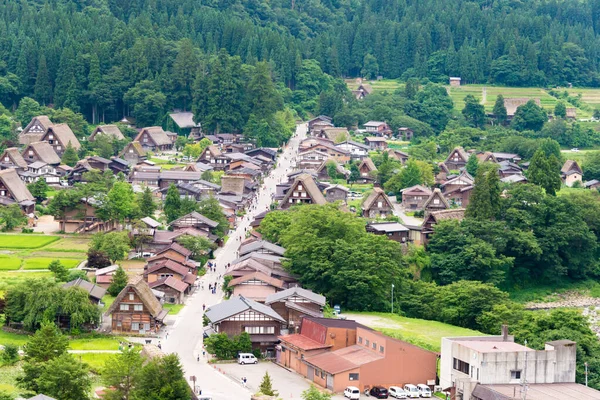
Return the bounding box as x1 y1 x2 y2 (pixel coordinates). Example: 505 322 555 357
369 386 389 399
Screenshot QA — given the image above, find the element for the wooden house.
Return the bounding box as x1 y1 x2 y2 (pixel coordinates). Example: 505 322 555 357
144 259 195 284
584 179 600 190
63 278 107 305
0 168 35 213
352 83 373 99
307 116 333 133
401 185 432 210
298 149 330 170
358 158 377 183
300 137 335 152
147 242 192 265
279 173 327 209
204 295 286 355
492 152 522 163
148 276 190 304
364 137 388 150
22 141 61 166
120 141 147 165
58 198 116 233
133 127 173 151
166 112 201 136
94 265 119 289
19 161 60 185
265 287 325 330
157 170 203 190
436 162 450 184
444 147 469 170
198 145 230 171
245 147 277 161
362 187 394 219
88 125 125 142
105 276 168 334
40 124 81 156
497 160 523 178
324 184 349 203
449 77 461 87
316 127 349 143
423 188 450 214
363 121 390 136
303 143 350 165
239 240 285 258
398 127 414 141
0 148 28 171
442 170 474 194
422 209 466 243
335 140 370 161
476 152 497 163
384 149 409 164
227 272 286 302
561 160 583 187
169 211 219 235
19 116 53 145
316 160 348 181
366 222 410 243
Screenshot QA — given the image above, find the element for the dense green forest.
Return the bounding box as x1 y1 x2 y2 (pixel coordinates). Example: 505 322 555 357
1 0 600 128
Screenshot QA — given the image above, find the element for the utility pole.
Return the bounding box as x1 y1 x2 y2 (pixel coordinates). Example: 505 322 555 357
521 340 528 400
391 284 395 314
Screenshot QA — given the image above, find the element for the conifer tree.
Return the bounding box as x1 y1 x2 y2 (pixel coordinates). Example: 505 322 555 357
139 186 156 218
493 94 507 125
259 371 277 396
163 184 181 223
61 142 79 167
108 266 128 297
34 54 51 105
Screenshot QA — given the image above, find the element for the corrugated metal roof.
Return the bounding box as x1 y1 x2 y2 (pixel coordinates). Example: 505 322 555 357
265 287 325 306
205 295 285 323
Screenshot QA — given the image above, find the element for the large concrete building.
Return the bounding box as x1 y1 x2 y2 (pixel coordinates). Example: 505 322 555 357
440 326 582 400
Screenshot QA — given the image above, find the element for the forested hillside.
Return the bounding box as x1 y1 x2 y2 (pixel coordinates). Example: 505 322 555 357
1 0 600 126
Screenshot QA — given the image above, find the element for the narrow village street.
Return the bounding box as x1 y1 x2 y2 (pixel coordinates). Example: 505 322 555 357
160 123 307 399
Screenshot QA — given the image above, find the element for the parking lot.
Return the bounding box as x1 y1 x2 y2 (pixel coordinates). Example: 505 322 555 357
218 361 347 400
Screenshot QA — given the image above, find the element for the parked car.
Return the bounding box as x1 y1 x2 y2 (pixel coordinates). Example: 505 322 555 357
344 386 361 399
403 384 420 398
237 353 258 364
417 384 431 398
388 386 407 399
369 386 389 399
571 148 580 152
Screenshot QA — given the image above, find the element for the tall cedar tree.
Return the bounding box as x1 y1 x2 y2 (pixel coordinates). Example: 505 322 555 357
108 266 128 297
164 184 181 223
139 186 156 218
466 154 479 176
493 94 507 125
528 150 562 196
462 94 486 128
61 141 79 167
34 54 51 105
466 163 500 220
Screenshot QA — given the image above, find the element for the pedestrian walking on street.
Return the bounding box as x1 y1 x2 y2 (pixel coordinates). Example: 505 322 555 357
158 342 162 350
202 303 206 311
197 355 200 362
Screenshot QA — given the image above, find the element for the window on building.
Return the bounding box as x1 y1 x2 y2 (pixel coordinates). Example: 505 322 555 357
377 201 383 208
365 339 370 347
131 322 140 331
453 358 470 375
379 345 384 353
372 342 377 350
129 293 134 301
144 323 150 331
321 370 325 378
134 304 143 311
349 373 359 381
119 304 129 311
511 370 522 380
358 337 363 344
117 321 122 327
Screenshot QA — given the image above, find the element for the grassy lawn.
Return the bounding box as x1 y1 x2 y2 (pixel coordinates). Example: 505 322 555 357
507 279 600 303
77 352 113 374
0 364 27 397
0 329 30 347
0 271 53 293
0 256 22 270
69 336 123 351
101 295 116 313
163 303 185 315
345 312 483 352
22 257 81 270
0 235 59 249
44 237 91 252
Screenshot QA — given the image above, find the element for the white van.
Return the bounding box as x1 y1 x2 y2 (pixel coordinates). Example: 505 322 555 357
417 384 431 398
237 353 258 364
403 384 420 398
344 386 360 399
389 386 408 398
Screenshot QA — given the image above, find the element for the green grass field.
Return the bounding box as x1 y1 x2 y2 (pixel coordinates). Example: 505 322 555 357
77 352 113 374
345 312 484 352
0 256 22 270
22 257 81 270
0 235 59 249
69 337 123 351
0 329 30 347
163 303 185 315
44 237 91 252
0 271 53 293
507 279 600 303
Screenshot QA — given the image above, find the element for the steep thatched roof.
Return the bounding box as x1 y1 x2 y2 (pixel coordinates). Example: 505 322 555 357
280 173 327 206
0 147 28 168
135 127 172 146
0 168 34 202
45 123 81 149
89 125 125 141
121 141 147 157
24 142 61 165
363 187 392 210
104 276 165 319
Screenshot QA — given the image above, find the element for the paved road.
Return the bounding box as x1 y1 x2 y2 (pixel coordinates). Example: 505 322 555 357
161 123 307 399
390 196 423 226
